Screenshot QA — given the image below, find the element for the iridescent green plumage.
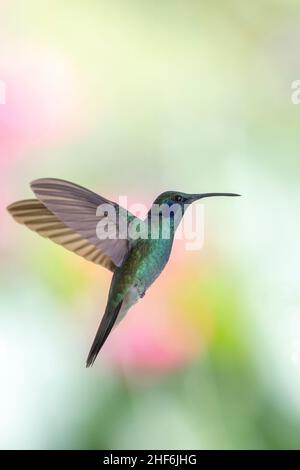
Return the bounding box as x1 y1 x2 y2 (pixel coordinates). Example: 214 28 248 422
7 179 240 367
86 190 240 366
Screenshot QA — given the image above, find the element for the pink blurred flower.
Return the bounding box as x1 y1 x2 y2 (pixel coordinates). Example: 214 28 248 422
0 43 86 161
0 43 87 249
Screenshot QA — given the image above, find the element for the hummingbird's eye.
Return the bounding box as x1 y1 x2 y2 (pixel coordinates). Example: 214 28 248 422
174 195 183 203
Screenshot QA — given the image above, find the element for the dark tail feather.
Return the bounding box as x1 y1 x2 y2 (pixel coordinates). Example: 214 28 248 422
86 301 123 367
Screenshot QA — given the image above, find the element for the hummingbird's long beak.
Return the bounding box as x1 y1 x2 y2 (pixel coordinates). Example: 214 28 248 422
190 192 241 201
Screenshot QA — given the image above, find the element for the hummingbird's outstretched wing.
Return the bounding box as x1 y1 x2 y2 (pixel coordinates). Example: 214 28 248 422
7 198 115 271
30 178 140 268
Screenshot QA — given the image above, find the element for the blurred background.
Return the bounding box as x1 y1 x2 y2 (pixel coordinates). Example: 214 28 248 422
1 0 300 449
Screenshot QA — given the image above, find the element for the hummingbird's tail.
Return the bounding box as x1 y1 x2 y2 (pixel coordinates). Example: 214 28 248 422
86 301 123 367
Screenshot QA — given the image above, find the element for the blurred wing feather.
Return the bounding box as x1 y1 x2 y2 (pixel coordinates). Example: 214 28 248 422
7 199 115 271
30 178 139 267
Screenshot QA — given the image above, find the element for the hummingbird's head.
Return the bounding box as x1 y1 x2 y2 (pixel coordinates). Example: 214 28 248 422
153 190 240 210
147 191 240 235
149 190 240 228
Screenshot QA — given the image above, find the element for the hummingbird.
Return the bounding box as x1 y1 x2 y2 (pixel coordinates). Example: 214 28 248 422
7 178 240 367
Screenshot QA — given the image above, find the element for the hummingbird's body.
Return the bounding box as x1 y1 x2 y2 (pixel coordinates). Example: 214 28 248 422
114 236 172 306
7 179 239 367
87 230 175 364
